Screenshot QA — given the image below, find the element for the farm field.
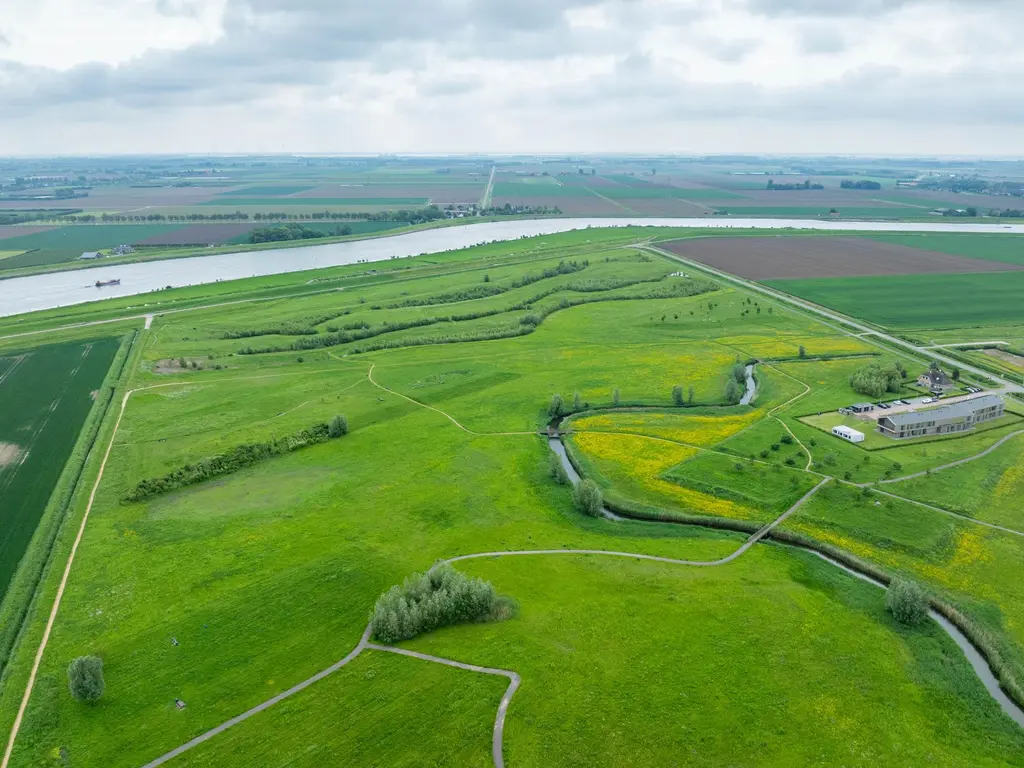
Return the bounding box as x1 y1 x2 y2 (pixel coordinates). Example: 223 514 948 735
765 272 1024 329
0 226 1023 767
663 236 1022 280
858 233 1024 267
0 338 120 595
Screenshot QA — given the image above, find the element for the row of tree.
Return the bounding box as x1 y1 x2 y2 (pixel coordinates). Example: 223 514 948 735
124 418 347 501
840 180 882 190
248 223 352 243
849 361 907 398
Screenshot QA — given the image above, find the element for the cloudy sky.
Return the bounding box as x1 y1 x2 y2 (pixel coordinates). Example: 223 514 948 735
1 0 1022 156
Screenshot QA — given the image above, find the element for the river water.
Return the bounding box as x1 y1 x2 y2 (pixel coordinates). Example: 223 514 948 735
2 217 1023 318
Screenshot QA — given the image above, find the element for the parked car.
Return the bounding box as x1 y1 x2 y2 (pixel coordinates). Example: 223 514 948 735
922 397 934 404
876 402 891 409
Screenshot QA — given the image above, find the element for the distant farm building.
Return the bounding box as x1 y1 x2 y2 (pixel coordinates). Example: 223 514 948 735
918 368 954 393
832 425 865 443
877 394 1005 439
110 244 135 256
80 251 103 260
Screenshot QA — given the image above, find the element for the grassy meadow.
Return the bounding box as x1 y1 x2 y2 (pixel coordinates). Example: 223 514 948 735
1 226 1023 767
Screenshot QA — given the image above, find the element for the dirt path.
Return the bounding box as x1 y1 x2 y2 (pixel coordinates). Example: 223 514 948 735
865 486 1024 539
0 366 390 768
363 361 536 437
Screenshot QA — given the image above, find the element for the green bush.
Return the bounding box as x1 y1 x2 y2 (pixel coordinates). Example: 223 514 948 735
886 577 929 626
68 656 104 702
548 394 564 419
672 385 684 406
125 422 336 501
329 414 349 438
370 564 508 644
573 479 603 517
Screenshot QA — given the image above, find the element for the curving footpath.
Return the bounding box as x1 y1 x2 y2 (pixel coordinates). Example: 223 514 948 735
873 429 1024 485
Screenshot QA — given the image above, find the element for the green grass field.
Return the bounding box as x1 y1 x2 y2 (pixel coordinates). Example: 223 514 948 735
0 225 188 271
1 227 1022 766
859 233 1024 267
766 271 1024 329
0 338 120 595
216 186 316 196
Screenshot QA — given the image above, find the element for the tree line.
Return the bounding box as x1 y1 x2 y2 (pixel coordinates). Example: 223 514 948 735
124 418 347 502
249 222 353 243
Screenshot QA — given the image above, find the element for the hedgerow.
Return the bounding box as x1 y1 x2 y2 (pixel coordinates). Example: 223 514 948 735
370 563 511 643
124 421 343 501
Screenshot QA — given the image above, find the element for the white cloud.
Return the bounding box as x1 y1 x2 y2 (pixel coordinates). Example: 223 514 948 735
0 0 1021 154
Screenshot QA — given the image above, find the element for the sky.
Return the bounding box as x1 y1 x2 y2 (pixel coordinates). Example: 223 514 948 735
1 0 1022 156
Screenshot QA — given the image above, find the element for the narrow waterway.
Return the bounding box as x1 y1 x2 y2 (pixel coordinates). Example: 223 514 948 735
3 216 1023 318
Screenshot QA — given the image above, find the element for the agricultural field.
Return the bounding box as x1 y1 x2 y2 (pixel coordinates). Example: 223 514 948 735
0 338 120 595
663 236 1022 280
0 226 1023 767
765 272 1024 329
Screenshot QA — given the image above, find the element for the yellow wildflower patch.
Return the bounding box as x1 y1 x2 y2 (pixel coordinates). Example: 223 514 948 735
993 446 1024 503
570 431 763 521
721 335 875 359
572 410 762 448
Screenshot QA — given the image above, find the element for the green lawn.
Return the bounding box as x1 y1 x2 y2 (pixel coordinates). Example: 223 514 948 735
216 186 316 196
766 271 1024 329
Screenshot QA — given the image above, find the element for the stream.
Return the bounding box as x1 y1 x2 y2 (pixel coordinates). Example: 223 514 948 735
546 434 1024 729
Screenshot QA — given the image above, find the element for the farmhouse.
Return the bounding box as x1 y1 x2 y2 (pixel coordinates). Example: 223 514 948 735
832 425 865 443
917 368 954 393
79 251 103 260
877 394 1004 439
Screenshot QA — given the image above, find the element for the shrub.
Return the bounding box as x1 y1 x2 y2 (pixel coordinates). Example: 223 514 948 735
548 452 570 485
886 578 929 626
672 385 684 406
780 434 793 445
370 564 508 644
68 656 104 702
573 392 583 412
613 388 621 406
572 479 603 517
519 313 542 327
329 414 349 438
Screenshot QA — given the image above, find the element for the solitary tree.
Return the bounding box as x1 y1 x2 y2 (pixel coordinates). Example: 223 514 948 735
548 394 564 419
572 391 583 411
952 368 961 382
68 656 104 702
886 578 929 626
725 379 741 405
688 385 695 405
328 414 349 437
798 345 807 358
612 388 621 406
672 385 684 406
572 479 603 517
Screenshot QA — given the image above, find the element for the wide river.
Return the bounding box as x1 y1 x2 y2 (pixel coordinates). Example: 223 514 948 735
2 217 1023 318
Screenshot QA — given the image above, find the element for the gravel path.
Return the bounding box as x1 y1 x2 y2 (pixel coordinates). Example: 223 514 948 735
874 429 1024 485
366 644 520 768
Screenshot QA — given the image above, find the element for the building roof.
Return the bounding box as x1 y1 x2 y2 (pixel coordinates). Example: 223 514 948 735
882 395 1004 427
919 369 953 388
833 425 864 438
851 402 874 409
